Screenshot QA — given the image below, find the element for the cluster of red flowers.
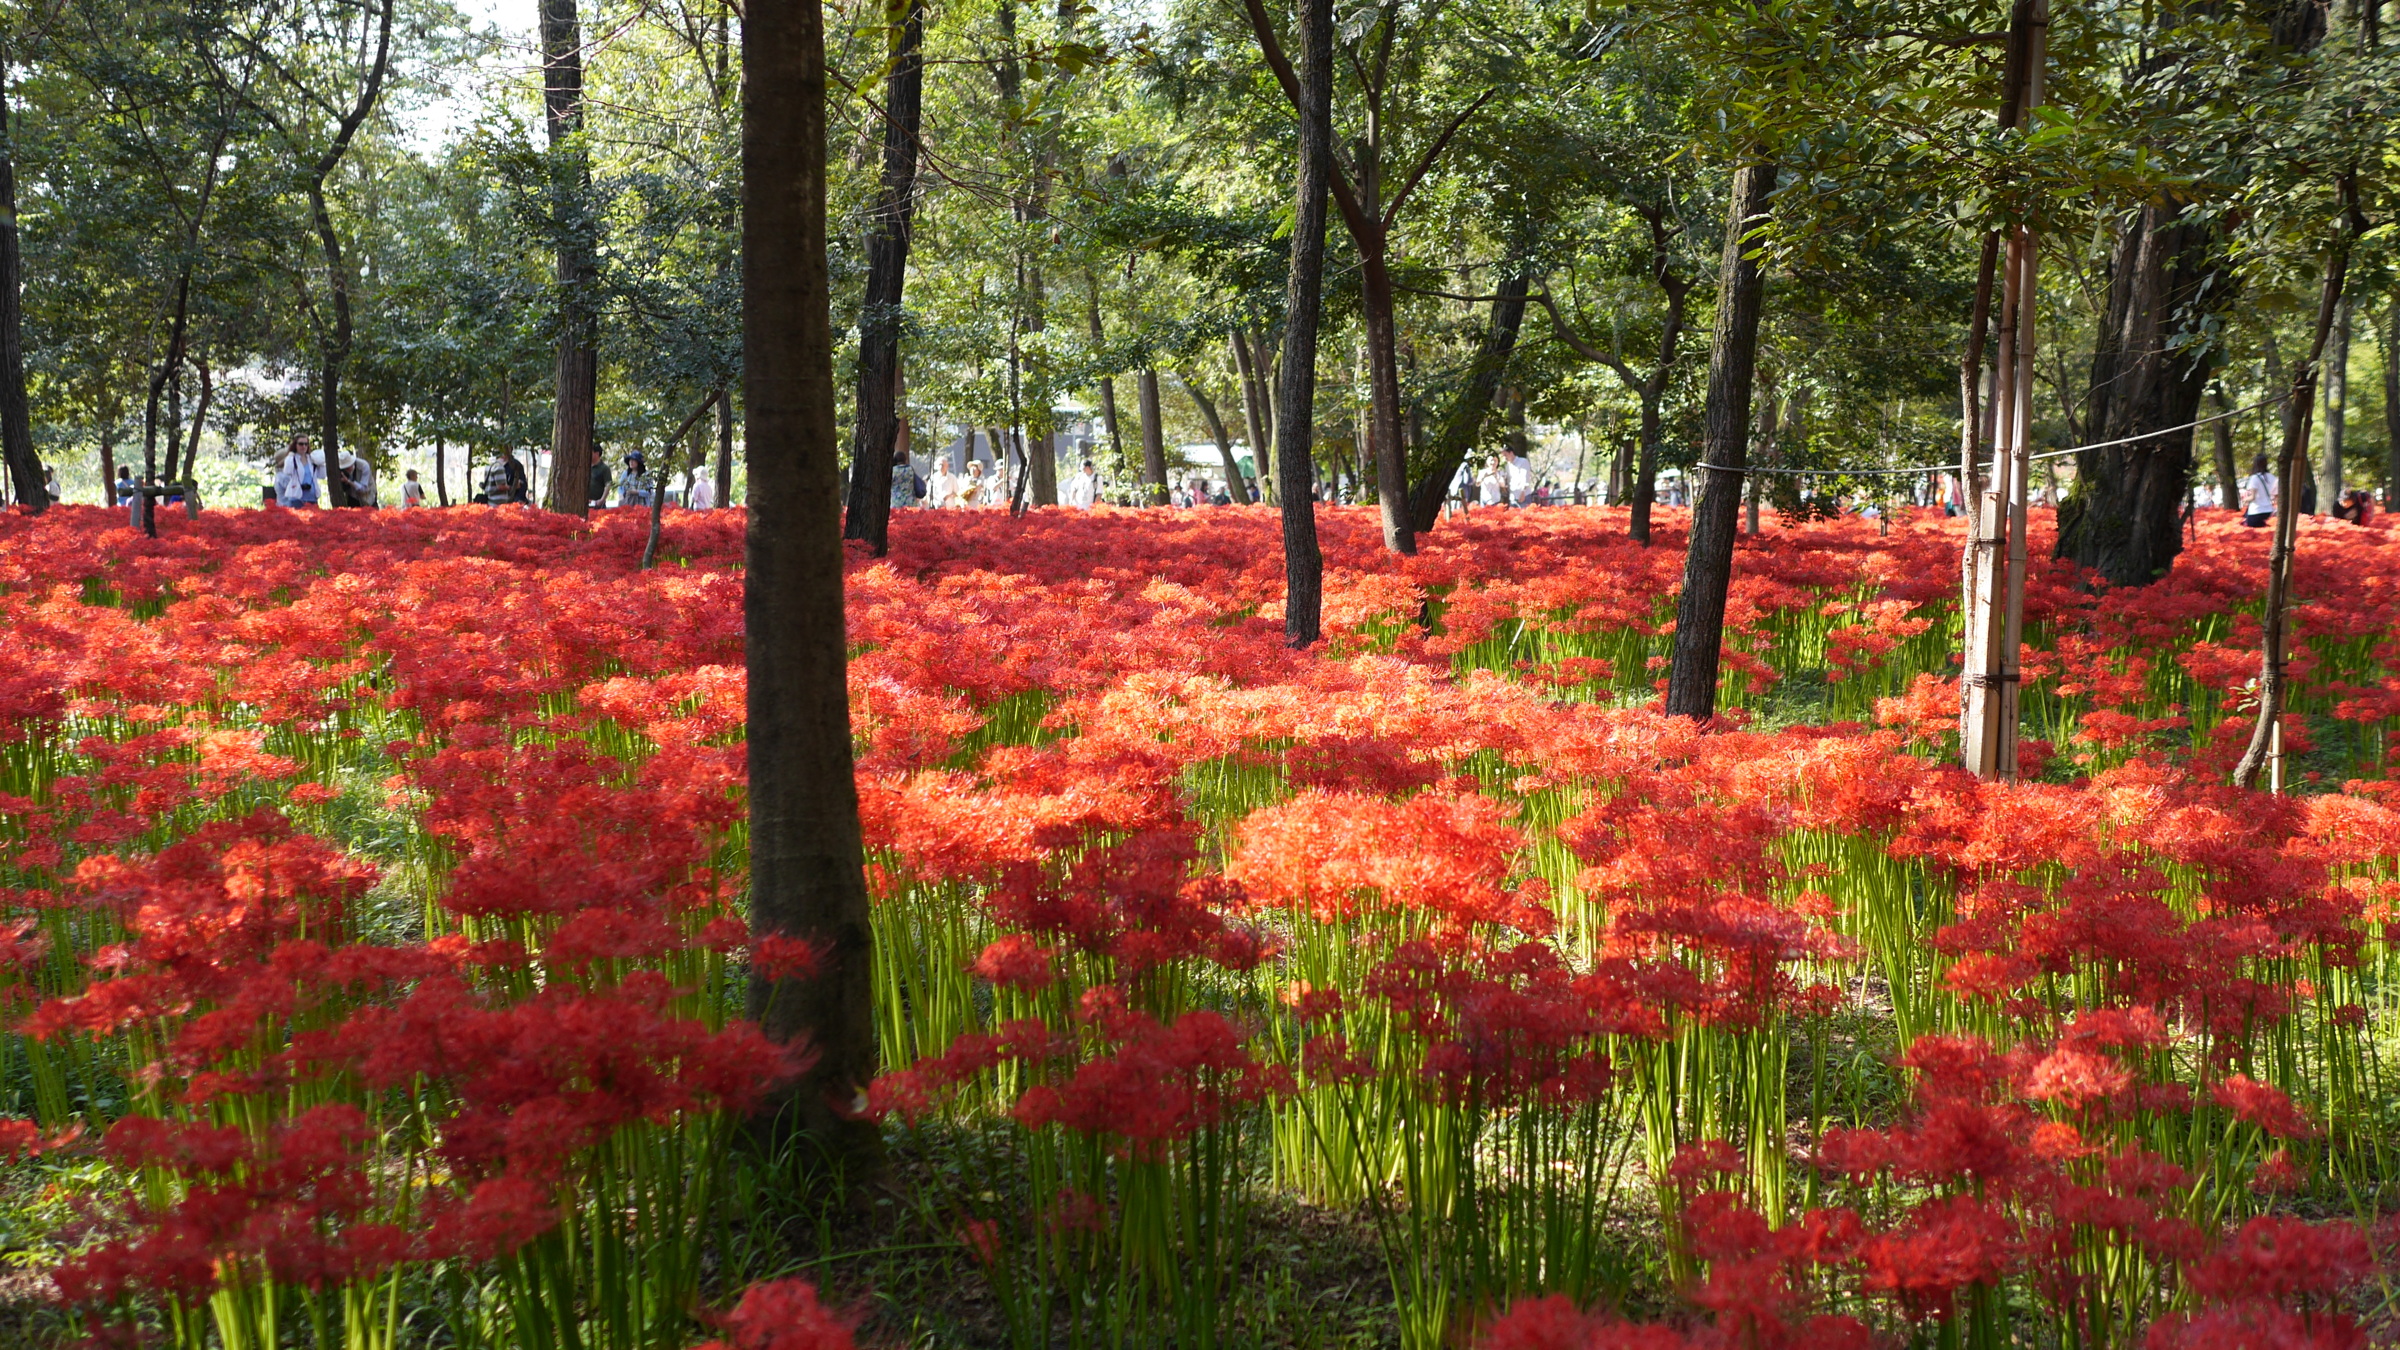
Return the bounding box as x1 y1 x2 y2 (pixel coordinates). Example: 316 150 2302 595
0 500 2393 1347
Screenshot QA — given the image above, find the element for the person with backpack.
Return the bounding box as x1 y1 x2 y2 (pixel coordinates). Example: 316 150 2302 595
890 449 920 510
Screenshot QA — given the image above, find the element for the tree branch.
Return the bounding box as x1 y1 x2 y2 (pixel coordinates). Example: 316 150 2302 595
1381 86 1495 230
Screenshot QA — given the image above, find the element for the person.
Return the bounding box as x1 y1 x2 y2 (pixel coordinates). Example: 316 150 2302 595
402 469 426 508
481 453 518 506
928 457 961 508
2241 455 2276 528
620 453 652 509
1064 459 1098 509
1507 448 1534 507
691 471 717 511
960 459 988 508
117 465 137 506
887 450 916 512
338 451 375 507
2333 489 2373 525
1478 455 1507 507
41 464 58 502
275 439 318 508
588 453 613 509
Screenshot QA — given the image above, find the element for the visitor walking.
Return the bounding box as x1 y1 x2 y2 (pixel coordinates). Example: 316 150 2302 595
2241 456 2276 528
402 469 426 508
1478 455 1507 507
588 453 613 508
960 459 989 508
620 453 652 508
1064 459 1098 509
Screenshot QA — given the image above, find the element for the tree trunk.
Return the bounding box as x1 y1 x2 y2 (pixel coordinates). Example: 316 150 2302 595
1358 256 1416 553
1231 325 1276 504
743 0 881 1174
1665 158 1777 721
1181 376 1245 501
2236 222 2350 788
717 388 736 507
2317 294 2348 513
181 359 213 484
542 0 599 516
1136 368 1169 502
2384 301 2399 511
838 0 923 552
2055 204 2221 585
2208 385 2240 508
300 0 394 509
98 422 116 506
436 436 450 506
0 58 42 512
1272 0 1332 645
1406 269 1530 533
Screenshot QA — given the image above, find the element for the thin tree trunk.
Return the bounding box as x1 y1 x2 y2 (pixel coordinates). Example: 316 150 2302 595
542 0 599 516
98 422 117 507
1406 269 1530 533
839 0 923 552
182 358 212 484
717 388 736 507
1358 256 1415 553
2209 385 2240 508
1271 0 1331 645
2383 301 2399 511
2317 294 2349 513
1231 325 1276 504
744 0 880 1174
0 55 42 512
1136 368 1169 502
1181 375 1245 502
2236 204 2354 789
1665 158 1777 720
436 436 450 506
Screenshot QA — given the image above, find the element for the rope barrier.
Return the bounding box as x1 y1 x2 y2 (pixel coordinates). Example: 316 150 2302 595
1693 390 2290 480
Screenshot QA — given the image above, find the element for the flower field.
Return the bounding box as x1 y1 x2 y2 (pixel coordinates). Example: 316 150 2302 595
2 502 2399 1350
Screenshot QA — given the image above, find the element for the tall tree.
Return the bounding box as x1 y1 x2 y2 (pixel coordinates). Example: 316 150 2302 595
1406 270 1530 533
842 0 926 554
1236 0 1491 555
1665 158 1776 719
745 0 881 1171
0 51 42 512
1270 0 1332 645
542 0 600 515
1542 206 1695 544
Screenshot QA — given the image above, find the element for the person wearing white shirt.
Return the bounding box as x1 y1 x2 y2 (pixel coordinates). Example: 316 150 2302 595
690 472 717 510
1478 455 1507 507
928 460 961 508
1064 459 1098 508
2242 455 2276 528
1506 449 1533 506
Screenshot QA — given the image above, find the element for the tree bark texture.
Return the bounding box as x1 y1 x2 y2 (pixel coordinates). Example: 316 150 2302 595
1666 159 1777 721
839 0 923 553
742 0 882 1173
2055 203 2219 584
1136 368 1169 501
1231 326 1276 504
2317 294 2348 513
2384 302 2399 511
717 388 736 507
542 0 600 515
2208 386 2240 508
0 61 42 512
1358 257 1416 553
1272 0 1332 645
1406 269 1529 533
